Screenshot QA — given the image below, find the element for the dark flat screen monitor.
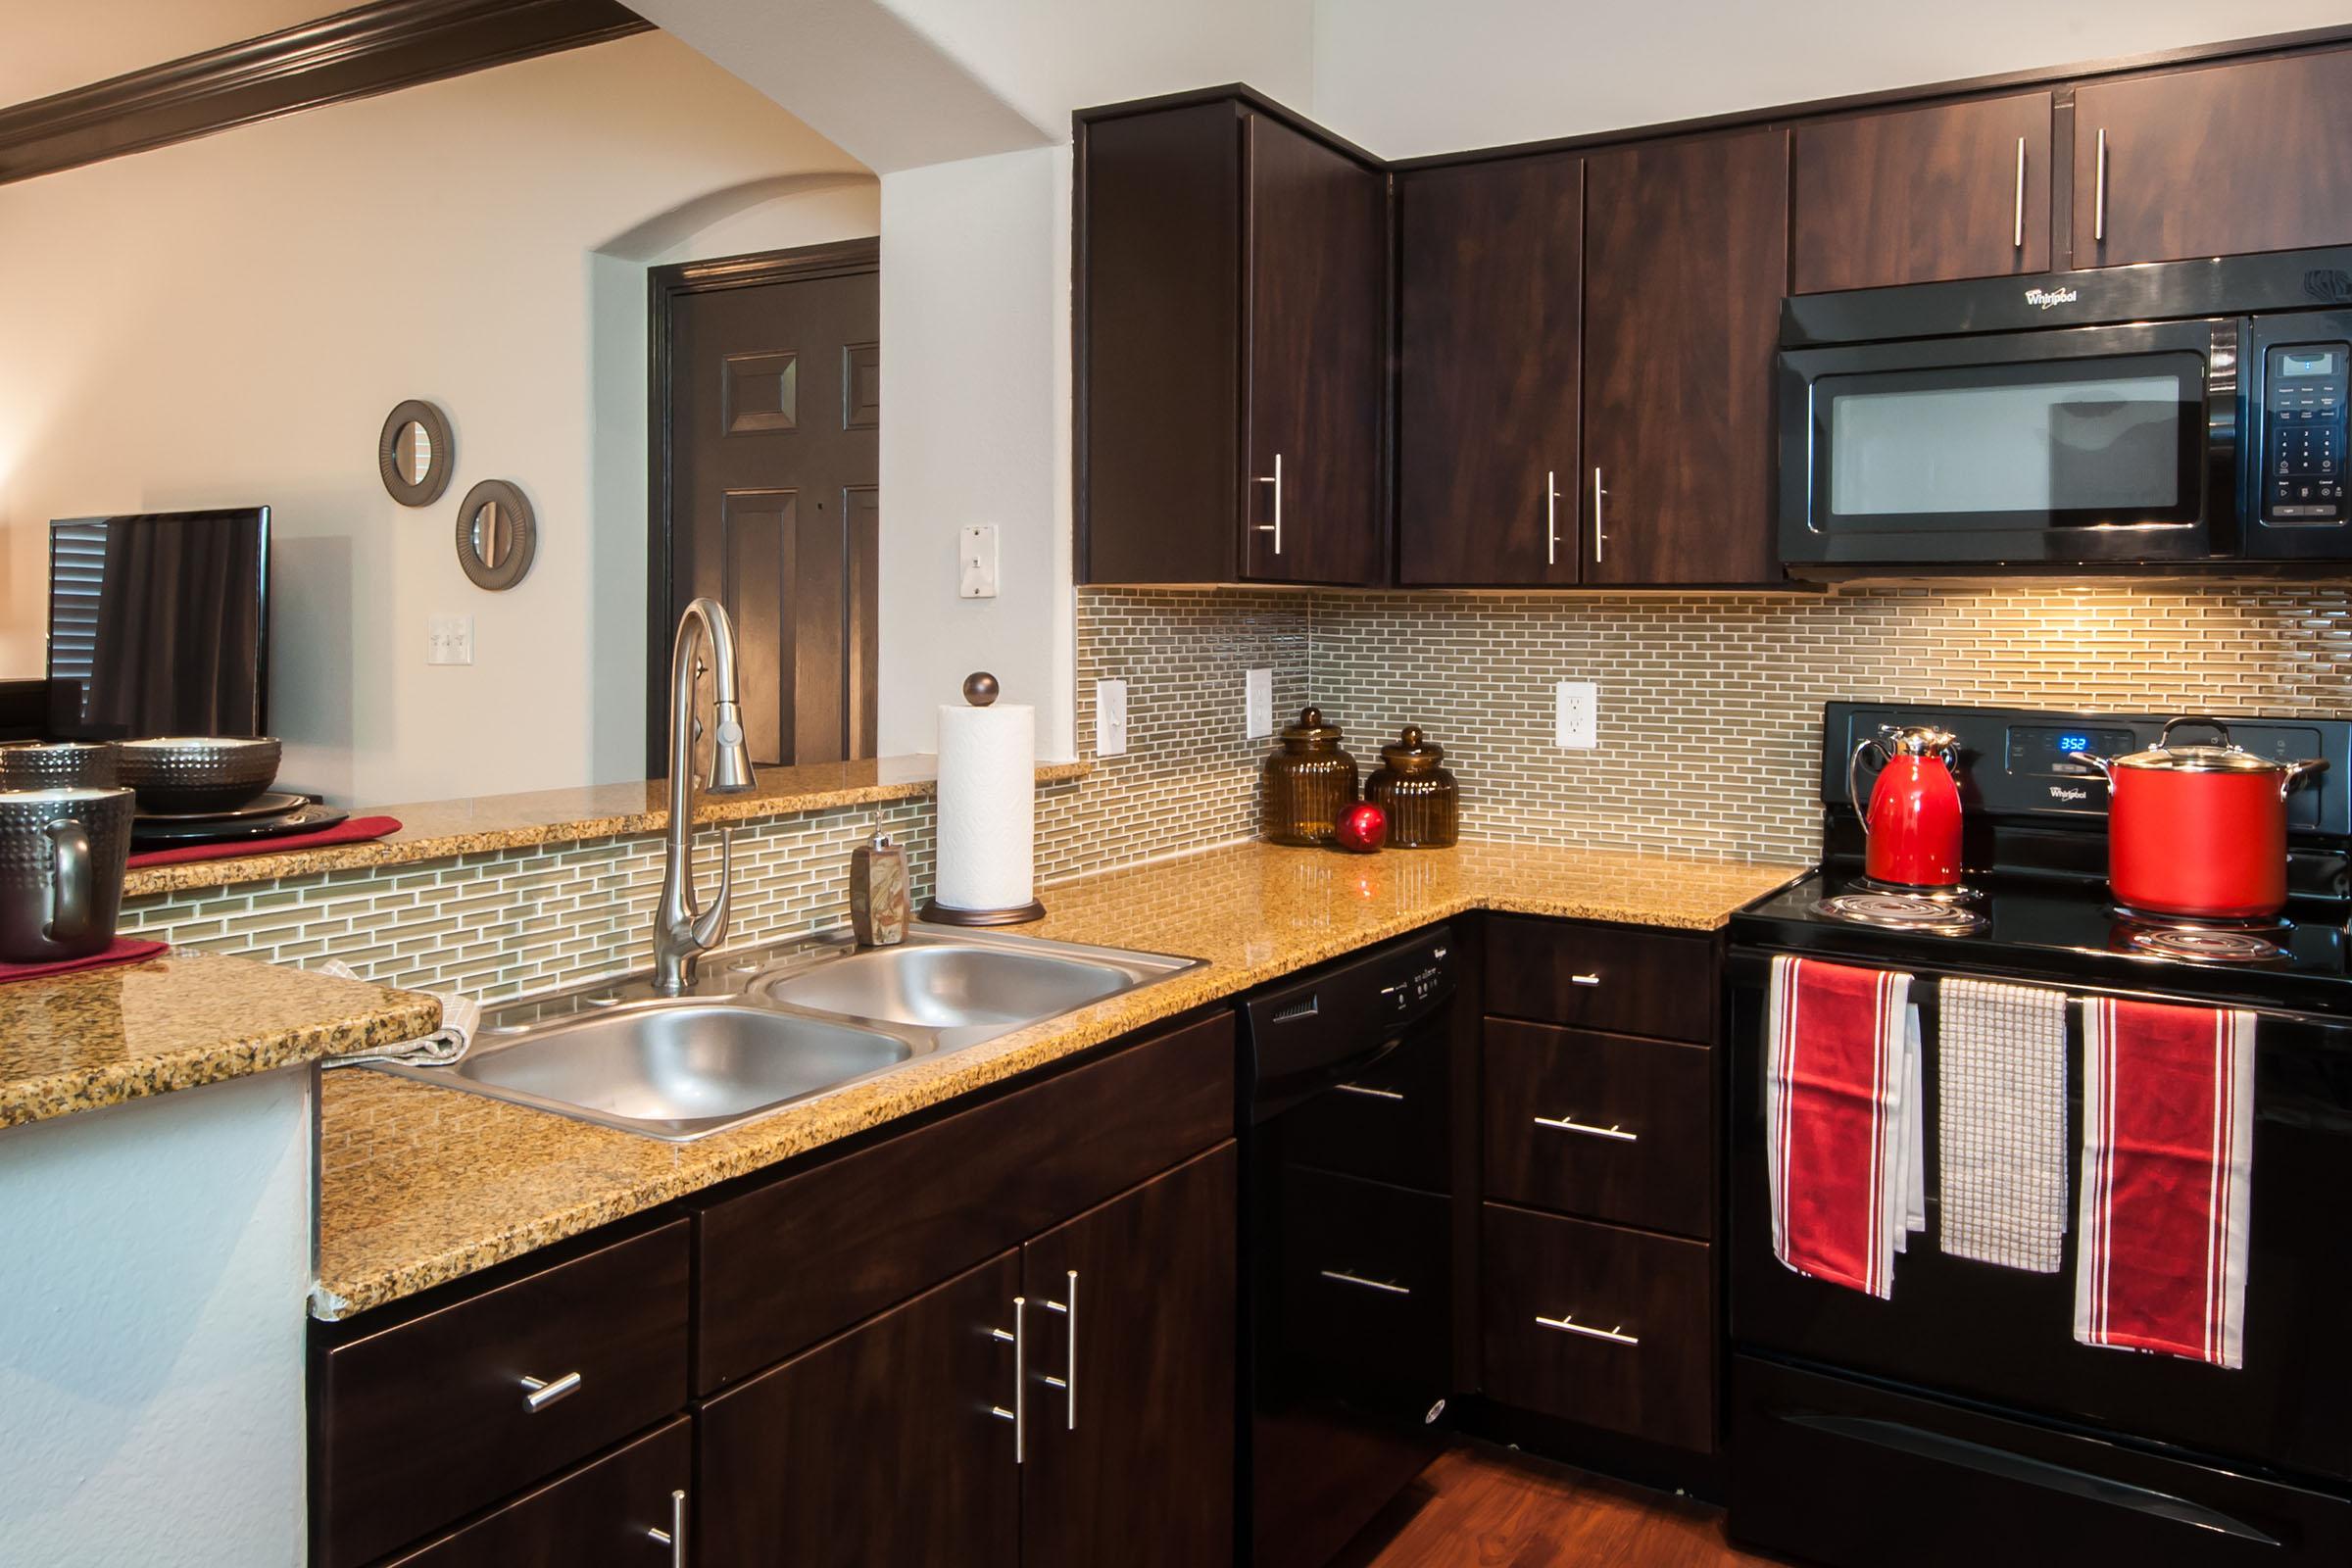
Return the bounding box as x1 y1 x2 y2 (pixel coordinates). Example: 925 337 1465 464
47 507 270 739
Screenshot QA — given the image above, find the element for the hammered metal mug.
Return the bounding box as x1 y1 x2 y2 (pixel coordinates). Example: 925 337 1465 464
0 741 119 791
0 787 135 963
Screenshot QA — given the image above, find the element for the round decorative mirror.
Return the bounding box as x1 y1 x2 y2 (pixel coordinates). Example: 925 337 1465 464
377 400 454 507
455 479 537 590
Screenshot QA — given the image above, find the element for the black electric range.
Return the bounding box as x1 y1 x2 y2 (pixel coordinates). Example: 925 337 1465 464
1725 702 2352 1568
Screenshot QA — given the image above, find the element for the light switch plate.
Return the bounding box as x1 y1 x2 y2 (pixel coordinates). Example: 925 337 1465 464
1095 678 1128 758
958 524 999 599
428 615 474 666
1555 679 1597 749
1245 667 1273 739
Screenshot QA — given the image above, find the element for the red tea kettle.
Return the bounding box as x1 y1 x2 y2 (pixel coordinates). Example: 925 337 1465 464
1848 724 1965 890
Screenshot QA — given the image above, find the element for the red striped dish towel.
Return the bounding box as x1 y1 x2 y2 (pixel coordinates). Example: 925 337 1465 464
1766 955 1921 1298
2076 997 2255 1369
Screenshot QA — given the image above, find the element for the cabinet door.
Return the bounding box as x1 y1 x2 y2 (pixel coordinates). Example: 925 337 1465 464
698 1251 1021 1568
1792 92 2052 292
1583 129 1788 586
2075 50 2352 268
1021 1144 1237 1568
380 1418 689 1567
1398 156 1583 585
1245 113 1387 586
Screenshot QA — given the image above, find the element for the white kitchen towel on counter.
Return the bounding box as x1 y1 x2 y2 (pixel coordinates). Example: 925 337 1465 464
936 696 1036 912
1938 976 2069 1272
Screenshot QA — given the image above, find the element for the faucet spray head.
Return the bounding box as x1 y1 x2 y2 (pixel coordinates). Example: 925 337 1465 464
708 702 756 794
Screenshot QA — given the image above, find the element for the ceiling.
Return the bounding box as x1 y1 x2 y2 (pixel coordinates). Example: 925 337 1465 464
0 0 348 109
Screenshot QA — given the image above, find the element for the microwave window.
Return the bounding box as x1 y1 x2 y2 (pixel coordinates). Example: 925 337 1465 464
1827 373 2184 518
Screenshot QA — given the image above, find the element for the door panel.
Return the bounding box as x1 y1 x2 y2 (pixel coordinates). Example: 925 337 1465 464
1399 156 1583 585
1022 1144 1237 1568
1583 129 1788 586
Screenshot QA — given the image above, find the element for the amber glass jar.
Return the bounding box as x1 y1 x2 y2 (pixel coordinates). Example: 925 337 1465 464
1260 708 1359 846
1365 725 1459 848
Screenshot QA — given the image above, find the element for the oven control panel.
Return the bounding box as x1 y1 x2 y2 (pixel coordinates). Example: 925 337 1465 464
2262 340 2349 524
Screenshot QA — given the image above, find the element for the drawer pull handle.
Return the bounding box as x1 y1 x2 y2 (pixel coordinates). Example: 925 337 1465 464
1040 1269 1078 1431
1569 972 1601 987
990 1296 1026 1464
1334 1082 1405 1102
518 1371 582 1411
1534 1113 1637 1143
1536 1313 1640 1347
1319 1267 1412 1297
646 1488 685 1565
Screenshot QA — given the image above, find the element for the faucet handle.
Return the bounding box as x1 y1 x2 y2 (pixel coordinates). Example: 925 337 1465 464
690 826 735 951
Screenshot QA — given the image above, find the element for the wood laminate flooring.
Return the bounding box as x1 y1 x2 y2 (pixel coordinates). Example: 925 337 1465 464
1336 1444 1795 1568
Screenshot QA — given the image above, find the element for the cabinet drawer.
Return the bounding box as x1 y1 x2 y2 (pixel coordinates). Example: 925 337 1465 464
1482 1203 1713 1452
1484 916 1715 1043
694 1011 1234 1391
315 1220 691 1568
1277 1023 1450 1192
1279 1166 1451 1402
379 1416 690 1566
1484 1021 1713 1238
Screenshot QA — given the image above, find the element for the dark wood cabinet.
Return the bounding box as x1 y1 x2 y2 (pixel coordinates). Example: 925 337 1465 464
2073 48 2352 269
379 1417 690 1567
1078 94 1388 586
1483 1020 1714 1240
1582 128 1788 586
1792 91 2053 292
1397 155 1584 585
1483 915 1717 1043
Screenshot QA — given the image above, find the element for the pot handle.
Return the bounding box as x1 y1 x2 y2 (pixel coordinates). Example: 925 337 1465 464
43 817 93 944
2279 757 2330 801
1846 737 1887 832
2158 715 2237 753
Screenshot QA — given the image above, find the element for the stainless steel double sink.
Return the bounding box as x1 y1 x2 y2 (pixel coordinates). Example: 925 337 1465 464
369 927 1201 1142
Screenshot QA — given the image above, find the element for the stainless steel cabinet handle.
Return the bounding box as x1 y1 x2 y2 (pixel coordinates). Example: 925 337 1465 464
1537 1312 1640 1346
989 1297 1027 1462
1039 1270 1078 1432
518 1371 582 1412
1254 453 1285 556
1334 1082 1405 1102
645 1489 685 1565
2093 127 2108 242
2012 136 2026 250
1545 468 1560 565
1569 971 1601 987
1319 1268 1412 1297
1534 1113 1638 1143
1592 468 1607 564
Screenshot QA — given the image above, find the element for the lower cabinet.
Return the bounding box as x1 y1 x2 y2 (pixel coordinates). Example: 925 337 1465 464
379 1417 691 1567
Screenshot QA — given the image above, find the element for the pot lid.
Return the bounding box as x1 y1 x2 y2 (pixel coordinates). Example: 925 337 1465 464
2110 743 2292 774
1279 707 1345 745
1380 725 1446 769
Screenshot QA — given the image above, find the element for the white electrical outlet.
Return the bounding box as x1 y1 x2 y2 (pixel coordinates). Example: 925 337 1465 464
1095 678 1129 758
958 524 999 599
1555 679 1597 749
427 615 474 666
1246 667 1273 739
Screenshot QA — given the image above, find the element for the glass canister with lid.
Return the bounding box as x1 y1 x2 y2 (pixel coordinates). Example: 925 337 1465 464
1260 707 1359 846
1365 725 1459 848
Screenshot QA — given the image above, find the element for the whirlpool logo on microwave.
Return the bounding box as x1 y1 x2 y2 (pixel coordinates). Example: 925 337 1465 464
2024 286 2081 311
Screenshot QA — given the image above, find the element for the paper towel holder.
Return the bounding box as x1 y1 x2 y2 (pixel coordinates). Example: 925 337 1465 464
919 671 1048 927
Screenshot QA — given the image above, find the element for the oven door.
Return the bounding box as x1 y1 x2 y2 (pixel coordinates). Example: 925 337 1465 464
1779 318 2239 571
1728 948 2352 1483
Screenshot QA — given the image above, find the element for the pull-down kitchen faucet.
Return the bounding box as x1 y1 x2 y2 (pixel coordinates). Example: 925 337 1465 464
652 597 756 995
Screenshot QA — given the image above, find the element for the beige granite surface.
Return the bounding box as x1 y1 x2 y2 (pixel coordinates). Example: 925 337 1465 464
123 757 1091 898
0 950 440 1129
315 839 1797 1320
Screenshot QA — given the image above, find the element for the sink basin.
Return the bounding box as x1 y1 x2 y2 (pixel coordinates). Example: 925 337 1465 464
747 943 1132 1030
377 1002 913 1141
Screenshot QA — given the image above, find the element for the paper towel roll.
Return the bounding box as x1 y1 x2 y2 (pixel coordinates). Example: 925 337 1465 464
936 700 1036 912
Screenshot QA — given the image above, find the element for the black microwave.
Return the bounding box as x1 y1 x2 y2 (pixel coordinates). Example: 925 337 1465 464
1778 247 2352 575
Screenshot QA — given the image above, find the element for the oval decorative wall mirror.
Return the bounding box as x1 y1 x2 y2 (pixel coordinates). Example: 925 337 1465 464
455 479 537 591
376 399 454 507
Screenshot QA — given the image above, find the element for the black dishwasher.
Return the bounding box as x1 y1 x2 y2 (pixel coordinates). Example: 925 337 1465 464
1239 925 1459 1568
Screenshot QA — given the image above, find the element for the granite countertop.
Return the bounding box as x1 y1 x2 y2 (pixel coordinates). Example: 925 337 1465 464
0 950 440 1129
315 839 1798 1321
123 757 1092 899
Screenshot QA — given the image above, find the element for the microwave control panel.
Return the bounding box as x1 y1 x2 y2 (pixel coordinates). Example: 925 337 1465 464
2262 341 2348 524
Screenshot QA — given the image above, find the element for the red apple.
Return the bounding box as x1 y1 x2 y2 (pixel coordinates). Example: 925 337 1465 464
1334 801 1388 854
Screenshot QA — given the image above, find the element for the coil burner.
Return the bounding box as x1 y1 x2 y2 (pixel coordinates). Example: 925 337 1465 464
1813 892 1989 935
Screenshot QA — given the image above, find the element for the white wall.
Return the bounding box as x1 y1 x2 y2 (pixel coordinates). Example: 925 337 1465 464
0 32 876 804
1312 2 2352 157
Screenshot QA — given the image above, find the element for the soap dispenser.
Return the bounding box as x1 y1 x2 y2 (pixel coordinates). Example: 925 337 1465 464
850 830 910 946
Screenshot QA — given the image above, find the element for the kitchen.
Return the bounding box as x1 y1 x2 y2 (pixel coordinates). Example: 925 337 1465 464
3 1 2352 1564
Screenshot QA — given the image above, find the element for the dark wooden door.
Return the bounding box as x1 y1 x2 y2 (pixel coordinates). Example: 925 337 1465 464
1583 129 1788 587
1398 156 1583 586
2074 50 2352 269
380 1418 690 1566
1021 1143 1238 1568
1245 113 1387 586
697 1250 1021 1567
1792 91 2052 292
658 244 878 773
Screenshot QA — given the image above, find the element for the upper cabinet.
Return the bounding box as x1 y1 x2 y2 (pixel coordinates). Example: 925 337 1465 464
1792 92 2053 292
1078 96 1388 586
1397 156 1585 586
1583 128 1789 587
2074 48 2352 269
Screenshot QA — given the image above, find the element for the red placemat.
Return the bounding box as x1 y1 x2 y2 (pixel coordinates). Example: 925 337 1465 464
0 937 169 985
127 815 404 869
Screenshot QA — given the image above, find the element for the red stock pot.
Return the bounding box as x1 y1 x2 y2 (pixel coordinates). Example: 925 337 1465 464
2081 716 2329 919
